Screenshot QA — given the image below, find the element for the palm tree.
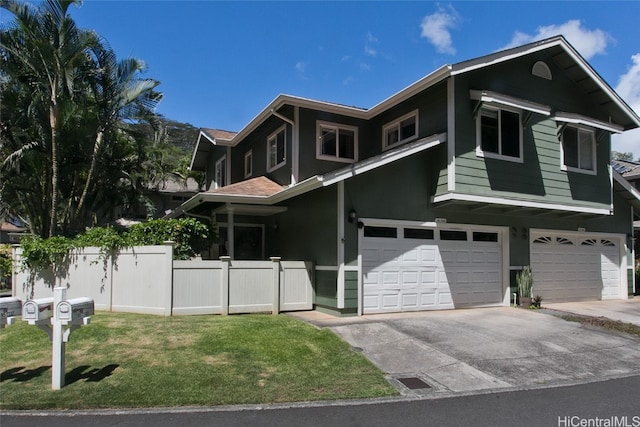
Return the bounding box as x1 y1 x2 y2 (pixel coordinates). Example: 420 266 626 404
73 49 162 225
1 0 101 237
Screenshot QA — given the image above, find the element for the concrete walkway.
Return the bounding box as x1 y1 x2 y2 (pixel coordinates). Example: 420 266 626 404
289 301 640 397
544 299 640 326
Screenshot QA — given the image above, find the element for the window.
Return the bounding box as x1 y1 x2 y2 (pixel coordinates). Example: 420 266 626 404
383 110 418 150
214 156 226 189
440 230 467 241
317 121 357 162
473 232 498 242
404 228 434 240
476 106 522 162
267 126 286 172
561 125 596 174
363 226 397 238
244 150 253 178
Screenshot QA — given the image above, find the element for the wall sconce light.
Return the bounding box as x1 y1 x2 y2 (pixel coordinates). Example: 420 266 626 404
348 209 357 223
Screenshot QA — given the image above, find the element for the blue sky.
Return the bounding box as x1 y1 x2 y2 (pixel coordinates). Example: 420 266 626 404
62 1 640 158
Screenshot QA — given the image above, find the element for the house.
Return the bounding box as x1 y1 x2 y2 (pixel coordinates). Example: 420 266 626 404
612 159 640 191
168 36 640 316
0 221 27 244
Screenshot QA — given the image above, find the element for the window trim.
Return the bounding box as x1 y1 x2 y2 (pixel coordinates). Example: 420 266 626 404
560 124 597 175
382 109 419 151
316 120 358 163
214 155 227 189
475 104 524 163
244 150 253 179
266 125 287 173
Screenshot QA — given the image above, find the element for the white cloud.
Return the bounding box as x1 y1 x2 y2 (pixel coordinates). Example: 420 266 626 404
502 20 611 60
420 4 459 55
365 32 378 57
295 61 307 73
612 53 640 160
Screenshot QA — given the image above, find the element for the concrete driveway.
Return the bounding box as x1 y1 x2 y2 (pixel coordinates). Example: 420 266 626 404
290 302 640 397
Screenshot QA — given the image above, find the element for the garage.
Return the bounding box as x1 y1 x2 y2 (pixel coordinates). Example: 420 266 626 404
530 230 624 302
361 223 506 314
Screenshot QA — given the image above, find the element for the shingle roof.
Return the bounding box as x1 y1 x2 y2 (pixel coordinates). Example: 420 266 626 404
0 221 26 232
206 176 284 197
200 128 237 142
612 159 640 178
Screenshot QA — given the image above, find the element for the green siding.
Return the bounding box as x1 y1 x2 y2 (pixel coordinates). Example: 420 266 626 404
315 270 337 308
344 270 358 310
452 57 613 211
270 186 337 265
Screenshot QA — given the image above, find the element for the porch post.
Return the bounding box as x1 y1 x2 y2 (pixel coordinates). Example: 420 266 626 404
337 182 345 309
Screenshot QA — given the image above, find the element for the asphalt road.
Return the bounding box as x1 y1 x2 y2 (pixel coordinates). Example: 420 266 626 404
3 375 639 427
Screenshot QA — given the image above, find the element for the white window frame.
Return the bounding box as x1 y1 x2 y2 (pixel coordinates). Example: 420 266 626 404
560 125 597 175
244 150 253 179
267 125 286 172
476 104 523 163
382 109 419 150
214 155 227 189
316 121 358 163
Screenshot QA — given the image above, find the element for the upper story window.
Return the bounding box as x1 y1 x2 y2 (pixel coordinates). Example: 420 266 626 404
316 121 358 163
267 125 286 172
244 150 253 179
476 106 523 162
383 110 418 150
561 125 596 174
214 155 227 189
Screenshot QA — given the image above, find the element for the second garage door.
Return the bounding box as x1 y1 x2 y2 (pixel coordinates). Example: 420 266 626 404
530 230 623 302
362 224 505 314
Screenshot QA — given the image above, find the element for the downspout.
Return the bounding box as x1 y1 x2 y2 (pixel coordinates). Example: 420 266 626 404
270 109 298 186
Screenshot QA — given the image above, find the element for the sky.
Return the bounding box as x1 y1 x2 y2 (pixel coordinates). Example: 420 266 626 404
17 1 640 158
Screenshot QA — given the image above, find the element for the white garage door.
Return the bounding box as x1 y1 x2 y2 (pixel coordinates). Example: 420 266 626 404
362 225 504 314
530 231 623 302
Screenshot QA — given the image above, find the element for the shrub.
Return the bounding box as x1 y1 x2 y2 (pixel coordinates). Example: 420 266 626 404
517 265 533 299
19 218 215 272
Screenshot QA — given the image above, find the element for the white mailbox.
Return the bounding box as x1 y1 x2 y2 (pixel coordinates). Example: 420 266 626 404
22 297 55 324
56 297 94 325
0 297 22 328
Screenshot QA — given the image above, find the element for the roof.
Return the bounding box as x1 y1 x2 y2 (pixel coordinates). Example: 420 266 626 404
196 36 639 153
200 128 237 142
190 128 239 171
167 133 446 218
613 172 640 219
612 159 640 179
0 221 26 233
206 176 284 197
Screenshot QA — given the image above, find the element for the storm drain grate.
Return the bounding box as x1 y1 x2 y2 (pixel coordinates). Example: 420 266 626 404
397 377 431 390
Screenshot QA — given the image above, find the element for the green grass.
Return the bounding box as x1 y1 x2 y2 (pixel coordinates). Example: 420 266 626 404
561 315 640 337
0 313 397 410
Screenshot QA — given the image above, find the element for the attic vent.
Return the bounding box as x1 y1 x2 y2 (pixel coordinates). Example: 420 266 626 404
532 61 552 80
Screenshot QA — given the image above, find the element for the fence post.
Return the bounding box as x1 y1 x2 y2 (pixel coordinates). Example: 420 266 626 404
220 256 230 315
270 257 281 315
163 241 174 316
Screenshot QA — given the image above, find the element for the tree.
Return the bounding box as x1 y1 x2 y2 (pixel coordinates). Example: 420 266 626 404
0 0 101 237
611 151 635 162
0 0 163 236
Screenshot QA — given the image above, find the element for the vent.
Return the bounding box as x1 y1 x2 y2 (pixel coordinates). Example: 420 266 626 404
532 61 552 80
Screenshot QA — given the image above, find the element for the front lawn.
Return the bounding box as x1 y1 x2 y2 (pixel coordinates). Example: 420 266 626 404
0 313 396 409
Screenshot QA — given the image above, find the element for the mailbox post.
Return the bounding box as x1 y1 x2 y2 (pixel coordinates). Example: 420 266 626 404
21 287 94 390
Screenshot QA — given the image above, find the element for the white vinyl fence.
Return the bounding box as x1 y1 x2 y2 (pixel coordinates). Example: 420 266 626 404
12 245 314 316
